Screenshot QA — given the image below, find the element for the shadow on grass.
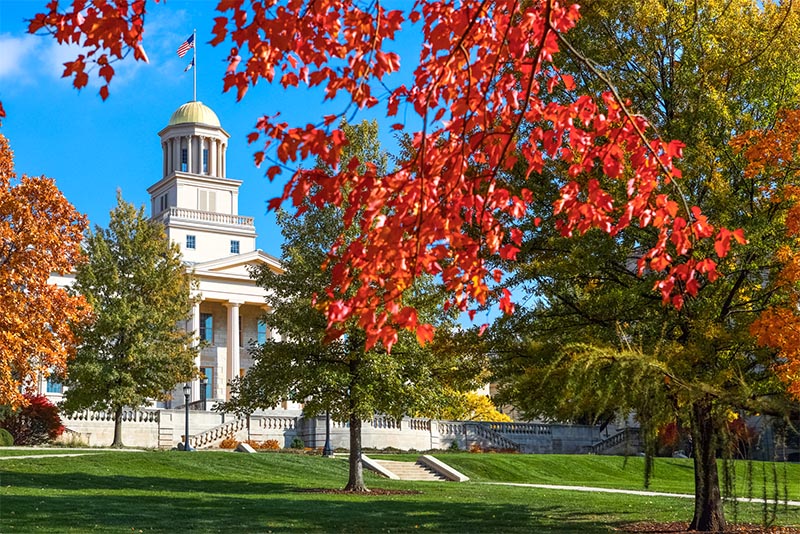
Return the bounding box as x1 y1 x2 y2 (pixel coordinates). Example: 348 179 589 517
0 493 623 533
1 470 624 533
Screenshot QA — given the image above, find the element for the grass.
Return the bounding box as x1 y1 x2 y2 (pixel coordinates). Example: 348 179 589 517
1 449 798 533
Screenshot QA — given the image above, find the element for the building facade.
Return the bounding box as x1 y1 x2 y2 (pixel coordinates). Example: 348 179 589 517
44 100 301 412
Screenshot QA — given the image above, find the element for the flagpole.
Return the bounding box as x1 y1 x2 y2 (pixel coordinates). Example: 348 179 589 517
193 28 197 102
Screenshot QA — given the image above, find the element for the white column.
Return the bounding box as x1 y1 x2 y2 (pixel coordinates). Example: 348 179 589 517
225 302 241 400
186 135 193 174
162 142 168 178
172 138 180 174
209 138 217 177
221 143 227 177
191 301 201 401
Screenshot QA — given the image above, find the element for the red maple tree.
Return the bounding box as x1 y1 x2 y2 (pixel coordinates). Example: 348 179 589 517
22 1 737 351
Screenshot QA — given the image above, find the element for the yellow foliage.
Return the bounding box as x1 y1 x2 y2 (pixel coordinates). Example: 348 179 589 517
440 391 512 422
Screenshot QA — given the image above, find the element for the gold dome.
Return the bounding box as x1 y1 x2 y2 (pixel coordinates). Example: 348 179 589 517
168 101 221 127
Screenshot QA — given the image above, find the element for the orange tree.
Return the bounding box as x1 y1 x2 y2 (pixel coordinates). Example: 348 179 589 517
0 134 89 409
741 109 800 401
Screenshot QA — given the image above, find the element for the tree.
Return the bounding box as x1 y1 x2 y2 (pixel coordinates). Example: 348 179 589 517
222 121 484 491
435 391 512 423
24 0 738 352
0 134 90 409
490 1 800 530
62 194 197 447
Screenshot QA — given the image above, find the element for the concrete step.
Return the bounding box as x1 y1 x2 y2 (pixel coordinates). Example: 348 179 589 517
374 460 448 481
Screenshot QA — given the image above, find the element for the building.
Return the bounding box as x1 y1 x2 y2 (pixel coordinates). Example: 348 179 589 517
43 100 301 412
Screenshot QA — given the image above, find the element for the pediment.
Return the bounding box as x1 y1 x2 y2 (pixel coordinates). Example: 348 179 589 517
191 250 282 279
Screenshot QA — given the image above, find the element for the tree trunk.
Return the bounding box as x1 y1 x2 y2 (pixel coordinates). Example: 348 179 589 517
688 398 726 532
344 411 369 492
111 405 124 448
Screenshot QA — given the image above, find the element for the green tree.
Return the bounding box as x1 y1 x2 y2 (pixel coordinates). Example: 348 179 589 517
492 1 800 531
63 194 197 447
222 121 483 491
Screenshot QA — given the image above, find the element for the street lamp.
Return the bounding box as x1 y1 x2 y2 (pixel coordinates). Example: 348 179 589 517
200 375 208 411
182 383 193 451
322 409 333 457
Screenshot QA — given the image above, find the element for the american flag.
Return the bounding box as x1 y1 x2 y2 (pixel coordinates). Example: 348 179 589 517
177 34 194 58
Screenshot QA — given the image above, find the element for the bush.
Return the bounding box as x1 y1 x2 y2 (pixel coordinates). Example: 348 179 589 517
290 436 304 449
219 436 238 449
0 394 64 445
260 439 280 450
0 428 13 446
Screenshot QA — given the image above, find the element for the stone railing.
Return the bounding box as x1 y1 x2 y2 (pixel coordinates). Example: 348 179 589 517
253 415 296 431
436 421 522 451
588 428 641 455
190 418 247 449
408 418 431 431
63 409 160 423
370 415 400 429
466 422 521 451
486 422 552 435
165 207 254 227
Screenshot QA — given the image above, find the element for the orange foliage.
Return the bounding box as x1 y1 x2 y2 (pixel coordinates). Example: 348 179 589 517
0 134 90 408
733 109 800 400
25 1 741 350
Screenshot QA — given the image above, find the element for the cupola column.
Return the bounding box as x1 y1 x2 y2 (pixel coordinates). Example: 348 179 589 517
162 142 168 178
186 135 193 174
209 138 217 177
172 137 180 174
221 143 227 177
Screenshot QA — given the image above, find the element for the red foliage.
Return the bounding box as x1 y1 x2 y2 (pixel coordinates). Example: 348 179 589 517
24 1 742 350
0 394 65 445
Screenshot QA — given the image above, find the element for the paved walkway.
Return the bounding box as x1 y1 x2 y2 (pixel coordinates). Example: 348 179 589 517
483 482 800 507
0 448 146 460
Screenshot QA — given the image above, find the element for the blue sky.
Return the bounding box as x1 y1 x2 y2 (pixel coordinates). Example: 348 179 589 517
0 0 404 259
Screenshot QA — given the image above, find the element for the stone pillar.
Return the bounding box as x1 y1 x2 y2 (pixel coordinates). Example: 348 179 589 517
225 302 241 400
221 143 227 177
162 142 168 178
172 137 180 174
209 138 217 177
186 135 193 174
191 301 201 401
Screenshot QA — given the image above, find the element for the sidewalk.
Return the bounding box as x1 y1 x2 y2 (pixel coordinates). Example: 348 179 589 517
483 482 800 507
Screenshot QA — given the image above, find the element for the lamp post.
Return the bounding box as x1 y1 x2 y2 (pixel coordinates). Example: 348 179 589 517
200 375 208 411
322 409 333 457
182 383 193 451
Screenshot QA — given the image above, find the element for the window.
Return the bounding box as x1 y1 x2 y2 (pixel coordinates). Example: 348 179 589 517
159 193 168 212
257 320 268 344
230 240 240 254
46 377 63 394
203 148 209 174
181 148 188 172
186 235 196 249
199 313 213 343
201 367 213 400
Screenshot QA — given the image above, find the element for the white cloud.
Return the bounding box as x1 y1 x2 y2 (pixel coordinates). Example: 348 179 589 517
0 33 39 82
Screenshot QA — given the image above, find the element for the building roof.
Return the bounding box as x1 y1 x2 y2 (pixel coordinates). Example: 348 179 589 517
167 101 221 127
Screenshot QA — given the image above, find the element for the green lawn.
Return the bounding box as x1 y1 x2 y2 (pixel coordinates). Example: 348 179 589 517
1 450 798 533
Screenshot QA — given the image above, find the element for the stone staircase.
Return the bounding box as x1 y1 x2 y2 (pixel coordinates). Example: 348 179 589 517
372 459 449 481
587 428 642 455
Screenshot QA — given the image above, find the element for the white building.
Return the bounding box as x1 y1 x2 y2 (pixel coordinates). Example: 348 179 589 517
43 100 300 411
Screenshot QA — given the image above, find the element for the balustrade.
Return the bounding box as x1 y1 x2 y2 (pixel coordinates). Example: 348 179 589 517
165 207 254 227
